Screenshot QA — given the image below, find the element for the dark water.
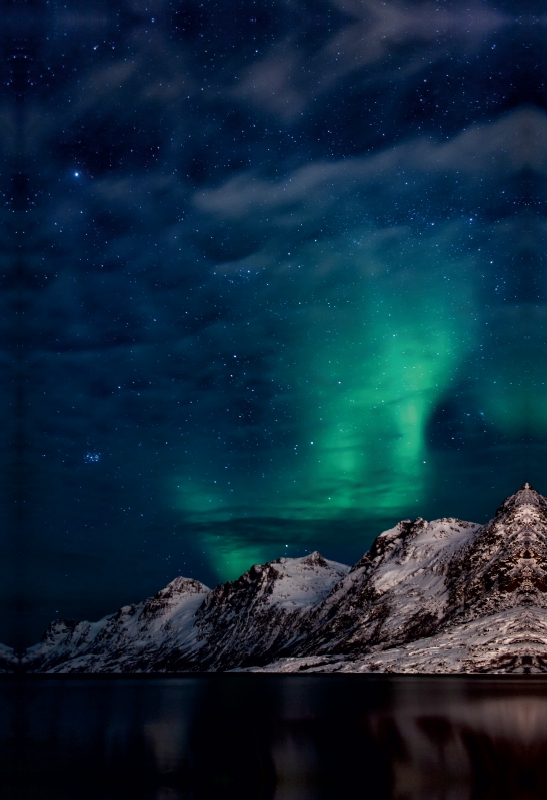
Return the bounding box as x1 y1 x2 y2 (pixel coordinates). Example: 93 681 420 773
3 675 547 799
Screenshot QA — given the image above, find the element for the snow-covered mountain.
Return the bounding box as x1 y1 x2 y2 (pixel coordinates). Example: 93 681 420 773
23 577 210 673
246 482 547 673
0 642 17 673
19 483 547 673
23 551 349 673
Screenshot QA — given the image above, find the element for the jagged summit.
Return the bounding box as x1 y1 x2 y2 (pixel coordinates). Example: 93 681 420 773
300 550 329 567
495 482 547 517
12 484 547 674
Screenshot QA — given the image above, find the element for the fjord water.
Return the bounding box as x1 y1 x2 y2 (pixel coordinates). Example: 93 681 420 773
3 676 547 800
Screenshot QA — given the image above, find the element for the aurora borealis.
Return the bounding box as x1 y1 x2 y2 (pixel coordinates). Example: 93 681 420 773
3 0 547 645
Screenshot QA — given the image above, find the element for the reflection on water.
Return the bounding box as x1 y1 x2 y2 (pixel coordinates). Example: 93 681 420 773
2 676 547 799
373 681 547 800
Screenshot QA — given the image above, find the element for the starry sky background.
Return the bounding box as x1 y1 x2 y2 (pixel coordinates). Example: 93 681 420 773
3 0 547 646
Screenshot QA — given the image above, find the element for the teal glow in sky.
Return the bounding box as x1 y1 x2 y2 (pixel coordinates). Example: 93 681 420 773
4 0 547 644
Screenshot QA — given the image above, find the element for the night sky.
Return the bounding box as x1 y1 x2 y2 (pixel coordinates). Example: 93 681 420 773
3 0 547 646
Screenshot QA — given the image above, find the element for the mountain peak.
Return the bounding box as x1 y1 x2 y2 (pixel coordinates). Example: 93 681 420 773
297 551 328 567
493 482 547 521
154 576 209 600
509 482 541 503
18 483 547 675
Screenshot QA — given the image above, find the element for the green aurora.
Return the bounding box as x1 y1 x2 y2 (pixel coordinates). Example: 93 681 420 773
173 203 541 579
7 1 547 645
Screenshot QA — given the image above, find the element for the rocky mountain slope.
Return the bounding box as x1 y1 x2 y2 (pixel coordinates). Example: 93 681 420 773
17 483 547 673
23 551 349 673
246 483 547 673
0 643 17 673
23 577 211 673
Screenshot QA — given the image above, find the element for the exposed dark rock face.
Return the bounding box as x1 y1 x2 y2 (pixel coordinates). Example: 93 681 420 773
446 483 547 619
266 482 547 674
16 483 547 674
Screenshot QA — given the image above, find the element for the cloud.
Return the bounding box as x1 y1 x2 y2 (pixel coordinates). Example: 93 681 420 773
194 107 547 221
231 0 510 119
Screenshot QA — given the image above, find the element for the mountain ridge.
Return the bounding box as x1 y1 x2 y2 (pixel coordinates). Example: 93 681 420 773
11 483 547 673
